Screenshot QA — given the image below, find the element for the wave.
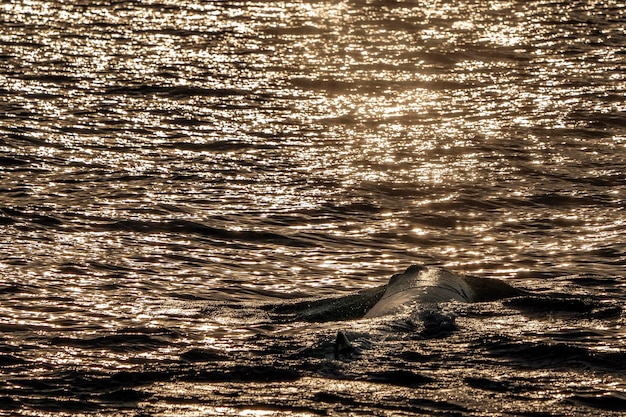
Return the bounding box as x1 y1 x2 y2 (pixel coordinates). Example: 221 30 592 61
101 218 314 247
483 337 626 372
102 84 254 99
0 206 314 247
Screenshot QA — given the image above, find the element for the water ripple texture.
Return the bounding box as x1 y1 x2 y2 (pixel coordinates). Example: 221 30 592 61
1 0 625 415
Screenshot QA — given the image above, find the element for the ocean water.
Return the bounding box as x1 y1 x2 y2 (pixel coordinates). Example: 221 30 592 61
0 0 625 415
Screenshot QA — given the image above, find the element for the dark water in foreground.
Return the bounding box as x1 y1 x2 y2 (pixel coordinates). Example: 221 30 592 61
1 0 625 415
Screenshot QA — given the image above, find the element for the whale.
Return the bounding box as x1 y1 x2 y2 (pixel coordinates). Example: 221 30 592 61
265 265 525 323
364 264 523 317
254 264 528 359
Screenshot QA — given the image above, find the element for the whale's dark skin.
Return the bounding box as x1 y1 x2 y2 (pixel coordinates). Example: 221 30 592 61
265 285 387 323
264 265 526 323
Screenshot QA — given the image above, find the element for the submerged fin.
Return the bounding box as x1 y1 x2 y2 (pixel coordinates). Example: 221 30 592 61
334 331 354 359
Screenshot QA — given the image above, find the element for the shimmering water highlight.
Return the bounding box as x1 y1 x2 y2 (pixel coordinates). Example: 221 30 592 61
1 0 625 415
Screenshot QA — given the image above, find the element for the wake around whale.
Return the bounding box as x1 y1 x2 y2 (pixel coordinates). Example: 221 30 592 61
266 264 525 323
260 264 527 359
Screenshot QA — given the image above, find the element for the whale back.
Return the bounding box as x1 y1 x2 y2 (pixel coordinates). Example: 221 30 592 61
364 265 523 318
364 265 473 318
264 265 525 322
463 274 526 301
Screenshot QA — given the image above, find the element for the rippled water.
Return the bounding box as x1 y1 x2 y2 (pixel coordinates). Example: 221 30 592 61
1 0 625 415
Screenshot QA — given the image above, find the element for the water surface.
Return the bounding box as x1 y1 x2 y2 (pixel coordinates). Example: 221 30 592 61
1 0 625 415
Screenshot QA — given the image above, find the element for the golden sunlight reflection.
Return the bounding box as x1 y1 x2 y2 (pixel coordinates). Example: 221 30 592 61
1 1 625 415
